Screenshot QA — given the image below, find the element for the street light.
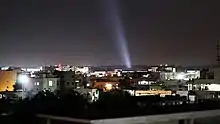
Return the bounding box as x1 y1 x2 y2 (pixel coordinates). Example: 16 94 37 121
18 74 29 84
18 74 29 98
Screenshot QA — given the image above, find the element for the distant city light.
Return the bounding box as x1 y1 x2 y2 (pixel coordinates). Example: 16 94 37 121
176 73 185 80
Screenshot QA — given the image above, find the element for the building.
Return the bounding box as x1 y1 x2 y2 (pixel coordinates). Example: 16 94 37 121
89 71 106 77
125 90 172 97
33 77 59 93
54 71 81 90
92 79 119 91
186 66 220 91
0 70 18 91
160 69 200 81
74 88 99 102
175 70 200 81
32 73 59 93
160 72 176 80
75 66 89 74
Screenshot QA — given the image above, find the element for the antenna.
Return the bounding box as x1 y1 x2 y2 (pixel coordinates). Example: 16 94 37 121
217 39 220 65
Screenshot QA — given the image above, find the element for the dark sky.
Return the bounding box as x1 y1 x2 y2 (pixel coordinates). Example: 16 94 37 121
1 0 220 67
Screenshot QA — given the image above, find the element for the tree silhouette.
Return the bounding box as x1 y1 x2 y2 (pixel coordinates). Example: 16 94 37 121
119 77 131 89
13 83 22 91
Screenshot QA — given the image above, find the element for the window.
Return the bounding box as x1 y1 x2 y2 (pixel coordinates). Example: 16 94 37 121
49 81 53 86
66 82 69 85
36 82 39 86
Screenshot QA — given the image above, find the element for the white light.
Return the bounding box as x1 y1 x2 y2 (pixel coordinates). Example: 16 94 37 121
49 81 53 86
176 73 184 80
143 74 150 77
138 80 153 85
18 75 29 84
206 84 220 91
117 72 122 77
86 83 90 87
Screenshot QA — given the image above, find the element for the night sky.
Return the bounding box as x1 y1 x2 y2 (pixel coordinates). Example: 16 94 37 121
1 0 220 67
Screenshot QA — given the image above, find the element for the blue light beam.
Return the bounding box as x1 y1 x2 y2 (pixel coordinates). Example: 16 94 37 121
104 0 131 68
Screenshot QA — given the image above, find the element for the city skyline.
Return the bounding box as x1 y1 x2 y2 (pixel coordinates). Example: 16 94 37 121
1 0 220 67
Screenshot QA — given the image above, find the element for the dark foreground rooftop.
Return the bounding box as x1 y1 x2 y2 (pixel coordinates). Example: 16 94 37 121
1 90 220 124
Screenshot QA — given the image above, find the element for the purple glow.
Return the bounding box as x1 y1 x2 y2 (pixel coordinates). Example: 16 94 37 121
114 18 131 68
104 0 131 68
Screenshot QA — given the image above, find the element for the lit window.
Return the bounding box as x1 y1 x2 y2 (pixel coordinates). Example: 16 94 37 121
49 81 53 86
36 82 39 86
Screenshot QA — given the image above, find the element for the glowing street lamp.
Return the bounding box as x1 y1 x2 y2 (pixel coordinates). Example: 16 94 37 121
18 74 29 84
17 74 29 98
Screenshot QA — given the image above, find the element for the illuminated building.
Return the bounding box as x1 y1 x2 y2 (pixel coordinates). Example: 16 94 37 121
75 66 89 74
187 79 220 91
137 80 155 85
160 72 176 80
0 70 17 91
53 65 90 74
183 66 220 92
105 83 113 91
21 68 41 72
33 77 59 92
1 67 10 70
175 70 200 81
75 88 99 102
160 70 200 81
90 71 106 77
29 72 59 93
92 81 119 91
148 67 158 72
126 90 172 97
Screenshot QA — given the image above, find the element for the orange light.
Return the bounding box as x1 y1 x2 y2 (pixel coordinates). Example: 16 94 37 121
105 83 112 91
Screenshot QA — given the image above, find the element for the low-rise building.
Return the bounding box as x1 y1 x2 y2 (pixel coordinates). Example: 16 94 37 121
32 73 59 93
0 70 18 91
125 89 172 97
74 88 99 102
54 71 78 90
